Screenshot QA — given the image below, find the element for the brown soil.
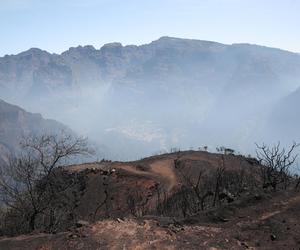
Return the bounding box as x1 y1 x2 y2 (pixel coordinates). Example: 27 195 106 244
1 191 300 249
1 151 299 249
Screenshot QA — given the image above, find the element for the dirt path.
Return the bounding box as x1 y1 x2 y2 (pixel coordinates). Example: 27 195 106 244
259 193 300 221
117 164 154 177
67 157 178 193
149 159 177 191
116 159 177 192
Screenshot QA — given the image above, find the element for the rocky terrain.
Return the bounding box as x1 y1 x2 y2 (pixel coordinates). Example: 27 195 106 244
1 150 299 249
1 191 299 249
2 37 300 97
1 37 300 159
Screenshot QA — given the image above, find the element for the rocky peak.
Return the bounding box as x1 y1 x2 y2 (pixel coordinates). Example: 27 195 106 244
62 45 97 58
100 42 123 55
17 48 51 58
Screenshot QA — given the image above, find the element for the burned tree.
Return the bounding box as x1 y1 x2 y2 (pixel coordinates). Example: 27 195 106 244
0 133 91 235
256 142 299 190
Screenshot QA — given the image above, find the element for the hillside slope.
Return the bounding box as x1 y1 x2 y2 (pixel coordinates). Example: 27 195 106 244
0 99 69 164
0 151 300 249
63 150 258 221
1 192 299 249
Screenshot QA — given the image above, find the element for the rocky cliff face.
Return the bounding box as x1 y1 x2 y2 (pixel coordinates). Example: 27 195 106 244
2 37 299 98
1 37 300 159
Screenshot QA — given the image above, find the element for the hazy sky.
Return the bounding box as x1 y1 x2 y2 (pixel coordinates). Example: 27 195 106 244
0 0 299 56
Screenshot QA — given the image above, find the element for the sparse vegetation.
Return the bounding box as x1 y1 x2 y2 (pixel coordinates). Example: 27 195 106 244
0 133 91 235
155 153 260 218
256 142 299 190
0 140 299 246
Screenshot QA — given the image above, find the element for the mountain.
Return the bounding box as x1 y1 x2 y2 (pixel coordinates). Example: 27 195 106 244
0 99 69 164
2 37 300 97
1 37 300 158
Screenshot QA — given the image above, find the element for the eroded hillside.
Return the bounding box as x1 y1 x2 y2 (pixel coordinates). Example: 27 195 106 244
1 150 299 249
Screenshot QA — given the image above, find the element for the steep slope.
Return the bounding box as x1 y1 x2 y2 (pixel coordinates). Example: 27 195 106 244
2 37 299 98
2 37 299 94
0 99 69 164
1 37 300 158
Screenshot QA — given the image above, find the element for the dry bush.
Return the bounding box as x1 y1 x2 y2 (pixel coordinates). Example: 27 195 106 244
156 155 261 218
0 133 91 235
256 142 299 190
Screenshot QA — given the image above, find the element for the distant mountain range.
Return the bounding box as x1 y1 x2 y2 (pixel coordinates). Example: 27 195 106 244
1 37 300 159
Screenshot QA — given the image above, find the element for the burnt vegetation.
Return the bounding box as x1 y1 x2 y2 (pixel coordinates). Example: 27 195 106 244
0 136 299 237
159 143 299 219
154 153 260 218
0 133 91 235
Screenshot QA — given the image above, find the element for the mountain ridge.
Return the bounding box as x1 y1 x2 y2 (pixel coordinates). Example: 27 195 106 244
2 37 299 58
1 36 300 159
